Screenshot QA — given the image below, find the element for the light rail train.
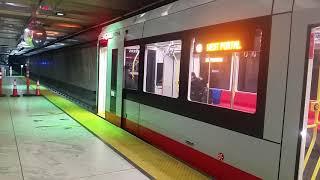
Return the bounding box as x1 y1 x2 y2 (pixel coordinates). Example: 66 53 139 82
96 1 320 179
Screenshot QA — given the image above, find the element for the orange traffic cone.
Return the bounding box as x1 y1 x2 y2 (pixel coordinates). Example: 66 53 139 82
26 78 30 93
23 78 35 96
35 80 41 96
0 71 5 97
10 79 20 97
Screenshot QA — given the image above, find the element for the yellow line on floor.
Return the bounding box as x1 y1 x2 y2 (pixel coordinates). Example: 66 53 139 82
33 84 210 180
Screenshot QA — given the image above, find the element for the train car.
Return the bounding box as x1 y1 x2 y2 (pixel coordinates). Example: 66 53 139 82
96 0 320 179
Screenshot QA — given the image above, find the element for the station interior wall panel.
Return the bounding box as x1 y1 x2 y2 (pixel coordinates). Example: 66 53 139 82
28 43 97 92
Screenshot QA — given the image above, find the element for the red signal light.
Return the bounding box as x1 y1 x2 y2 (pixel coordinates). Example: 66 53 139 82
99 39 108 47
40 5 50 11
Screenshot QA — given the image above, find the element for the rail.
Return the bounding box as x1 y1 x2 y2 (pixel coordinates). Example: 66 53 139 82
38 80 96 113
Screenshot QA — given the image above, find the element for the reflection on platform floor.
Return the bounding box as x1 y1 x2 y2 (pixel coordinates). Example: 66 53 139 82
0 77 149 180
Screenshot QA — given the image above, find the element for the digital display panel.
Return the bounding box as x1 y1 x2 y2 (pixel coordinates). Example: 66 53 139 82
206 40 242 52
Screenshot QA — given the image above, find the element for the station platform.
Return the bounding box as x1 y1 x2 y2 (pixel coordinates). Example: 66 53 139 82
0 77 210 180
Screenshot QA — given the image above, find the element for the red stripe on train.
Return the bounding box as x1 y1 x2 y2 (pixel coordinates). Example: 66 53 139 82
123 118 261 180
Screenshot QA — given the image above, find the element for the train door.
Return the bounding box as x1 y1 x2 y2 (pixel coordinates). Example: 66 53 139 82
97 41 108 118
300 27 320 180
104 31 124 127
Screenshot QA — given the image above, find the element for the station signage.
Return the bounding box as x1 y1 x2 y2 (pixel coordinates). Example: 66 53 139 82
206 40 242 52
195 40 243 54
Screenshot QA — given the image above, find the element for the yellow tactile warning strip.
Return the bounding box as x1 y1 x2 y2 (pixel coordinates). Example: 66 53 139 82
31 83 210 180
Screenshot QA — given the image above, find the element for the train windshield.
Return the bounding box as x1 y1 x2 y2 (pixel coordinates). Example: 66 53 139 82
188 29 262 114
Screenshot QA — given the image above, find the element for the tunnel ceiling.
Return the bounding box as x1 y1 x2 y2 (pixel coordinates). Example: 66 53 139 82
0 0 163 57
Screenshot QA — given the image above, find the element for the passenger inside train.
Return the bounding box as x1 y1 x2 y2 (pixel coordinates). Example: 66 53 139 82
190 72 207 102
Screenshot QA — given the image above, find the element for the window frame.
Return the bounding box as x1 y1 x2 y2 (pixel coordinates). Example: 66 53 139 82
123 16 271 138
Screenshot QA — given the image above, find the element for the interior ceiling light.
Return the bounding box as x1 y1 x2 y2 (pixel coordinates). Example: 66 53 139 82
195 43 203 53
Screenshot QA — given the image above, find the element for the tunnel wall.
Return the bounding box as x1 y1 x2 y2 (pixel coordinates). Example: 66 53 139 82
27 42 97 92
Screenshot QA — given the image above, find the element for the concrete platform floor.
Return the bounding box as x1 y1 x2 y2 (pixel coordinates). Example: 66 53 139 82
0 77 149 180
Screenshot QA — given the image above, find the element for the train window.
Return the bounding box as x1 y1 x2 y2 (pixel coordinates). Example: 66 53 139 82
143 40 181 98
188 29 262 114
124 45 140 90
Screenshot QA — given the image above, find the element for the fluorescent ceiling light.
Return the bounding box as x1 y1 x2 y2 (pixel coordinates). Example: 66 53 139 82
54 23 81 28
5 2 29 8
55 12 65 16
65 39 78 42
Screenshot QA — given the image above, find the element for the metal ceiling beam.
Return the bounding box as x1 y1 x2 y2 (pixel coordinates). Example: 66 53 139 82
0 37 17 46
0 9 31 19
0 9 91 24
62 0 133 11
0 37 16 39
0 31 20 35
0 0 35 6
37 14 92 24
18 0 178 56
